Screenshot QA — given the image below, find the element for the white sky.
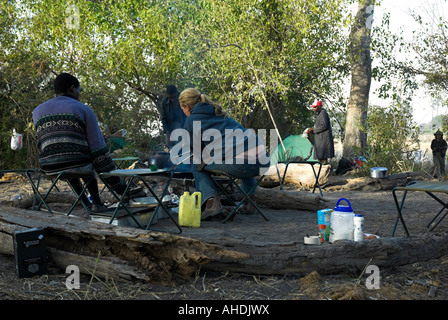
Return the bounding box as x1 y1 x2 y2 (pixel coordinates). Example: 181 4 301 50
369 0 448 125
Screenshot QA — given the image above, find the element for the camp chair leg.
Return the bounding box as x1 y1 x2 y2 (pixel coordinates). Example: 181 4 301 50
211 177 238 205
31 171 66 215
64 179 93 215
223 176 268 223
30 170 94 216
391 188 411 237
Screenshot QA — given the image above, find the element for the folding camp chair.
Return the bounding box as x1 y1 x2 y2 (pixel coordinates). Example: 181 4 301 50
205 170 268 223
28 165 96 216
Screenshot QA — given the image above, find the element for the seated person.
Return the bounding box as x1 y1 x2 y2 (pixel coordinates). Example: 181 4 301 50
32 73 144 212
178 88 269 220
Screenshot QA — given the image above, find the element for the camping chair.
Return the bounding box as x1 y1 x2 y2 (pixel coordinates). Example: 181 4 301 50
28 164 96 216
204 169 268 223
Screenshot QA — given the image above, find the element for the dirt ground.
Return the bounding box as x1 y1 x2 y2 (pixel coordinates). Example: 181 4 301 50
1 172 448 303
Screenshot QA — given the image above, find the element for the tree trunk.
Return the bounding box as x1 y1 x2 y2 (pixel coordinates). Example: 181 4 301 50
343 0 374 158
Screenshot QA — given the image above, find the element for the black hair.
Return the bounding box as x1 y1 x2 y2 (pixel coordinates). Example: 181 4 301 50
166 85 178 95
54 73 80 95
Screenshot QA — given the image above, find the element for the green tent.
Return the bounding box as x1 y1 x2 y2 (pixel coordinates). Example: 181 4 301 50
270 135 315 164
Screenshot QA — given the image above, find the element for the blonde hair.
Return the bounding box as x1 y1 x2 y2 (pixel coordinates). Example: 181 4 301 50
179 88 228 117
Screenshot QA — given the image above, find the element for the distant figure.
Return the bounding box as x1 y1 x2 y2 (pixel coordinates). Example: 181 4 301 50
306 99 334 164
32 73 144 212
431 130 447 178
160 85 187 147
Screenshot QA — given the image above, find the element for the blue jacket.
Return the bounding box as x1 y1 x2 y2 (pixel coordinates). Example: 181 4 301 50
183 102 263 163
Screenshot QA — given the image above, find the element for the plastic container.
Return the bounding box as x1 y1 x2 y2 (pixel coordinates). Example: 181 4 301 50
354 214 364 242
329 198 355 242
178 191 201 228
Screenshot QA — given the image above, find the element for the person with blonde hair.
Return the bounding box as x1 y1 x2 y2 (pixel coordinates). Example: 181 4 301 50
178 88 269 220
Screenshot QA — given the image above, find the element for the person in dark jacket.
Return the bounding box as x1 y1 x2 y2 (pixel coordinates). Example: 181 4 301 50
431 130 447 178
306 99 334 164
178 88 270 220
160 85 187 147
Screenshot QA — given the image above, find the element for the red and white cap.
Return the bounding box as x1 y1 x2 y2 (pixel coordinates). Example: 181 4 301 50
309 99 322 109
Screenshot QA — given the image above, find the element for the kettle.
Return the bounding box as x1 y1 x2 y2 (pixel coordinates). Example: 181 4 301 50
149 144 171 169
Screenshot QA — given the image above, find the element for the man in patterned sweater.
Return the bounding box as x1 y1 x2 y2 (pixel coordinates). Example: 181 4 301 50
33 73 143 212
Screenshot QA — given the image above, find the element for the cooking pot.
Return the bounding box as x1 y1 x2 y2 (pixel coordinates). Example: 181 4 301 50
370 167 388 179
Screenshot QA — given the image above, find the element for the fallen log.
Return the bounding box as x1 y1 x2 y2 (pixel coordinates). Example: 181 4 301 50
2 204 448 281
191 230 448 276
0 205 248 285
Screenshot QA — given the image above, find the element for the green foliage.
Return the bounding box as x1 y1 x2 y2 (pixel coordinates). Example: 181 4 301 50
1 0 354 169
360 102 421 175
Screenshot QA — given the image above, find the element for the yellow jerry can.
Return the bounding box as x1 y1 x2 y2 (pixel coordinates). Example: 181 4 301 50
178 192 201 227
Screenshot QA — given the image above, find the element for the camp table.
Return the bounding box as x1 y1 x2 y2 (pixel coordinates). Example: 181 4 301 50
392 180 448 237
99 156 140 194
99 168 182 234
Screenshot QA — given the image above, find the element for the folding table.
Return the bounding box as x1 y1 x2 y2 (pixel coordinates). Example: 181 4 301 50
99 168 182 233
279 160 323 196
392 180 448 237
100 156 140 194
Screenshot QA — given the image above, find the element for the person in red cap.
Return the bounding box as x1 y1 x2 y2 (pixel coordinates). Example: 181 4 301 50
306 99 334 164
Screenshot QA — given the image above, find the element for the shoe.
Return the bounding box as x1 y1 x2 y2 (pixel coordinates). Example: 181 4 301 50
201 201 224 221
88 203 109 213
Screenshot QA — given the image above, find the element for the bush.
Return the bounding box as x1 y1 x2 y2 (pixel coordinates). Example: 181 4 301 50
360 102 421 175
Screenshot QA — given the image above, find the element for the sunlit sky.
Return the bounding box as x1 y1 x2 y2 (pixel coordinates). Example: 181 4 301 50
369 0 448 125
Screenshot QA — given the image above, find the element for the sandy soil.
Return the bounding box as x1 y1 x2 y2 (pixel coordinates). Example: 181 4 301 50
0 172 448 303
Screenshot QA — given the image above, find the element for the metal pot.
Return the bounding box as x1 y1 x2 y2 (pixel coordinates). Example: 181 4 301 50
370 167 388 179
